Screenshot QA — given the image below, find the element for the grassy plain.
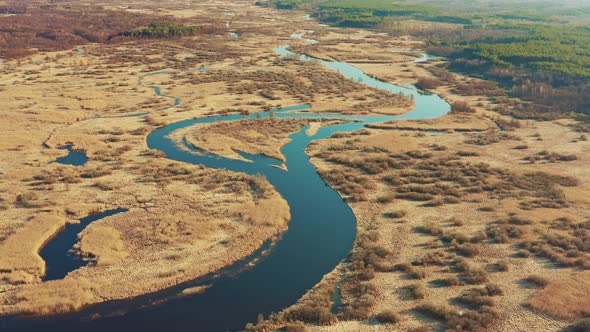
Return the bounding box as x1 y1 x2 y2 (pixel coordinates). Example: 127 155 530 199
0 0 411 316
233 15 590 332
0 0 588 330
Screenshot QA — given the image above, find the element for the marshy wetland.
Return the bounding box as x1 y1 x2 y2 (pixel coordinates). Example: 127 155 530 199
0 0 589 331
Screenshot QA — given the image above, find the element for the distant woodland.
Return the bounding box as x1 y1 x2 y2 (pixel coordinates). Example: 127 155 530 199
0 2 212 59
267 0 590 127
0 3 166 58
122 22 201 39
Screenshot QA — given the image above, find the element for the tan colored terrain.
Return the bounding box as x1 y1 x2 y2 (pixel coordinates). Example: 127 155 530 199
0 1 588 330
0 0 413 317
225 21 589 332
184 118 309 162
367 113 497 132
301 118 589 332
0 0 303 316
179 118 346 163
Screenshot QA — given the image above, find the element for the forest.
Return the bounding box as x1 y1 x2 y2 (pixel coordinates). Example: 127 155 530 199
0 3 164 58
122 22 201 39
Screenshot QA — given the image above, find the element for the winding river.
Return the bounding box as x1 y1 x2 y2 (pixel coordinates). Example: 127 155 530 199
2 40 449 331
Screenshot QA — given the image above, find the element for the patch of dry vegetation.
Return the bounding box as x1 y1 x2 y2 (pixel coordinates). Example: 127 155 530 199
295 117 589 331
528 272 590 320
0 0 309 316
74 225 129 266
184 118 308 162
366 114 496 132
0 213 66 282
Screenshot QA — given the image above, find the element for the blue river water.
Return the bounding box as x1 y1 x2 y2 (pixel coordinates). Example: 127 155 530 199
5 42 449 332
55 145 88 166
40 209 128 281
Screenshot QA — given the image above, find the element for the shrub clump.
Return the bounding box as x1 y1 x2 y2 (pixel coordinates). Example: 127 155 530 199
416 303 499 331
525 275 550 288
440 275 461 287
374 309 401 324
341 282 378 320
451 101 476 114
410 283 427 300
282 284 336 325
384 210 407 219
454 259 489 284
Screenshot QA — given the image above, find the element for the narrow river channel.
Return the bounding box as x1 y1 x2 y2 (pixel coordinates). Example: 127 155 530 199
1 41 449 332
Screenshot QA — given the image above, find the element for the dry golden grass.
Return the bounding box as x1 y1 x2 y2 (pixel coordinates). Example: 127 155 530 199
297 116 589 331
0 213 66 281
528 272 590 320
1 278 95 316
185 118 308 162
0 0 316 315
366 114 496 132
74 225 128 266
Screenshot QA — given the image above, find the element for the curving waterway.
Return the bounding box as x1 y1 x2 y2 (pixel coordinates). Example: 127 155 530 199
3 41 449 332
40 209 128 281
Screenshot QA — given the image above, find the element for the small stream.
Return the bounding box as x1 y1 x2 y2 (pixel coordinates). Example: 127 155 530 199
6 38 449 332
40 209 128 281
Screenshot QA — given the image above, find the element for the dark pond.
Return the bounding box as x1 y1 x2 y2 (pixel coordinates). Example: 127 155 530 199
55 145 87 166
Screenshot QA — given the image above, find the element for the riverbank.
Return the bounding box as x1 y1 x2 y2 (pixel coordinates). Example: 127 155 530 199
302 116 590 331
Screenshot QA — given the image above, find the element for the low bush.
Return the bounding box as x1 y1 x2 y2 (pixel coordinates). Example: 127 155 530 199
15 192 44 208
410 267 428 280
416 223 444 236
394 262 413 273
415 77 442 90
451 101 475 114
515 249 532 258
384 210 407 219
440 275 461 287
416 303 499 331
374 309 401 324
282 286 336 325
525 275 550 288
454 259 489 284
496 260 510 272
486 283 504 296
410 283 427 300
458 288 496 308
457 243 480 257
341 283 377 320
414 251 446 266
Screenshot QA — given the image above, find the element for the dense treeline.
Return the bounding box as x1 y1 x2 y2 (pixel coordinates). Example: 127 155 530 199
122 22 201 39
273 0 314 10
316 1 471 28
451 25 590 78
436 25 590 117
0 4 165 58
